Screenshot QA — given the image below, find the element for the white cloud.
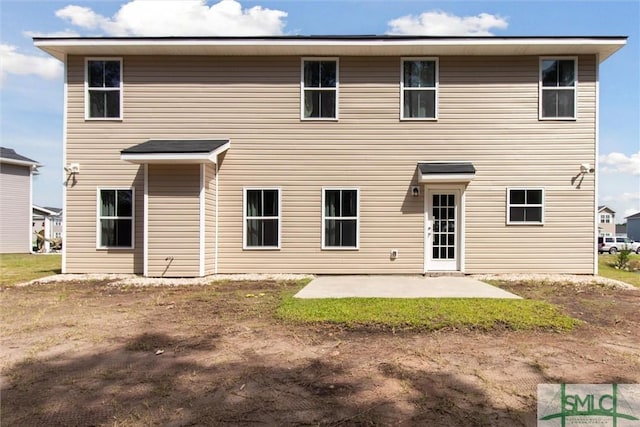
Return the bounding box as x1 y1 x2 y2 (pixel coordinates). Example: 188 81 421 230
55 0 287 36
624 208 639 218
387 10 508 36
0 43 63 87
599 151 640 176
23 29 81 38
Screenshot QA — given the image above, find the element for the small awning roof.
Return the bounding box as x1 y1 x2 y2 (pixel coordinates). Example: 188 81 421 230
418 162 476 183
121 139 230 164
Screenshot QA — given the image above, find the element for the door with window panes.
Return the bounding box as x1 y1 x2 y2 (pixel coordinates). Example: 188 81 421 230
426 189 460 271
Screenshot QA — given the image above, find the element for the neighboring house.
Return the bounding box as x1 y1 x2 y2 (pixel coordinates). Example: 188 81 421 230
34 35 626 277
627 212 640 242
0 147 41 254
32 206 63 252
615 223 627 238
597 205 616 237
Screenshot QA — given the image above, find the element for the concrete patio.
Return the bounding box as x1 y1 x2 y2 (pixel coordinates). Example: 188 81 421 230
294 275 522 299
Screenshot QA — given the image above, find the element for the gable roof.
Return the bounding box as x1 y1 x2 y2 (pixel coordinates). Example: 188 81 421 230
0 147 41 168
626 212 640 220
598 205 615 214
34 35 627 63
33 205 61 216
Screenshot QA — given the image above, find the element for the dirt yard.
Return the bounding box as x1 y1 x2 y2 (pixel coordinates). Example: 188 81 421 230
1 278 638 426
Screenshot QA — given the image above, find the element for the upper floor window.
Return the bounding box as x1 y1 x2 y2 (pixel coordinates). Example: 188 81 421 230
97 188 133 249
301 59 338 120
600 213 612 224
507 188 544 225
540 58 576 119
323 188 359 249
86 59 122 120
244 188 280 249
401 58 438 120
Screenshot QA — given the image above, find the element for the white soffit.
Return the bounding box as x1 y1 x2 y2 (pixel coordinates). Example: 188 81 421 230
34 37 627 63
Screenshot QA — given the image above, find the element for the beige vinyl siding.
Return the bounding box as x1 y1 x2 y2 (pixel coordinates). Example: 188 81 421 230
147 164 200 277
64 54 597 274
0 164 32 253
204 163 216 275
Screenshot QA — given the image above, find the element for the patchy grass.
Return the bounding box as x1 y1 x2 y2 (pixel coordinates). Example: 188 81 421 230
277 296 578 332
0 254 61 286
598 253 640 287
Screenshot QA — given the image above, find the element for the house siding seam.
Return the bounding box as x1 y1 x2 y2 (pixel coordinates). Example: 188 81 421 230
63 54 597 274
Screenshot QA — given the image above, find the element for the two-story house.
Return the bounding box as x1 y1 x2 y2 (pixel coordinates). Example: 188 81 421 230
34 35 626 277
597 205 616 237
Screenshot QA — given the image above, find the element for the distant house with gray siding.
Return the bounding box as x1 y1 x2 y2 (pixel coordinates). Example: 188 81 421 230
34 35 626 277
0 147 41 253
626 212 640 242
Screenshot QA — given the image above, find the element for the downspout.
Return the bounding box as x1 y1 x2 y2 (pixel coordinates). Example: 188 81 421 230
61 54 68 271
594 53 600 276
199 163 205 277
215 159 219 274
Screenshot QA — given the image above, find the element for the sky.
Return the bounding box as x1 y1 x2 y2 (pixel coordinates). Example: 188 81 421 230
1 0 639 220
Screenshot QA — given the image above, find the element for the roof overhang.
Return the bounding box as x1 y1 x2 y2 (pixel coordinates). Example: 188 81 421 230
34 36 627 63
0 157 42 169
33 205 60 216
418 162 476 183
121 139 230 164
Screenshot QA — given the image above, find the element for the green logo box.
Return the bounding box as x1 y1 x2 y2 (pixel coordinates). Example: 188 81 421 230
538 384 640 426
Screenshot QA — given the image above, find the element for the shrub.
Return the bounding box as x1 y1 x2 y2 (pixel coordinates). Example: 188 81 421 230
614 248 632 270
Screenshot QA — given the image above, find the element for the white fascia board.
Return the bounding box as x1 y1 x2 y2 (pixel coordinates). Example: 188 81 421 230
418 173 476 183
0 158 43 168
34 37 627 63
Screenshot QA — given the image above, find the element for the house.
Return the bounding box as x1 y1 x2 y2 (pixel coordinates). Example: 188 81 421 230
597 205 616 237
615 223 627 238
0 147 41 254
627 212 640 241
34 35 627 277
32 206 63 252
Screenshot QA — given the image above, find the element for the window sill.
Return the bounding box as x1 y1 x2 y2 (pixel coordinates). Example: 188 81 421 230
243 247 281 251
506 222 544 226
400 117 438 121
538 117 576 121
96 246 135 250
300 117 339 122
85 117 123 121
321 247 359 251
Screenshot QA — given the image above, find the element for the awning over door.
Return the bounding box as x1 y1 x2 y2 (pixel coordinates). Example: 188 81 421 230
121 139 230 164
417 162 476 183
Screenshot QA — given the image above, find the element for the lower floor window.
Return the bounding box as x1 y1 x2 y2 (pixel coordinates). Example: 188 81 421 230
323 188 359 249
507 188 544 224
98 188 133 248
244 188 280 248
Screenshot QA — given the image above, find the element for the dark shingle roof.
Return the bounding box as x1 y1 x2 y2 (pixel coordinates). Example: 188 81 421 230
0 147 40 165
121 140 228 154
418 162 476 175
626 212 640 220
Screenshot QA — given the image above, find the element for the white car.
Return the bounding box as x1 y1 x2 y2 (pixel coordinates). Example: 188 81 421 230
599 236 640 254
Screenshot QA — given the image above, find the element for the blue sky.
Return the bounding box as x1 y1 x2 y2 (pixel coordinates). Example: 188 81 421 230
1 0 639 219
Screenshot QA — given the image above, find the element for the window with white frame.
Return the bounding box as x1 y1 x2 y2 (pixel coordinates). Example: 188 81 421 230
401 58 438 119
302 59 338 119
600 213 612 224
86 59 122 119
540 58 576 119
98 188 133 248
244 188 280 249
507 188 544 224
323 188 359 249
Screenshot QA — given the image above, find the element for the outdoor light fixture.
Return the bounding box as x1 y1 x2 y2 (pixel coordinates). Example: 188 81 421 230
412 186 420 197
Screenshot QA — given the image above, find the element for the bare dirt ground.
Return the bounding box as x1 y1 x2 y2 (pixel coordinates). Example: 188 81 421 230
1 279 639 426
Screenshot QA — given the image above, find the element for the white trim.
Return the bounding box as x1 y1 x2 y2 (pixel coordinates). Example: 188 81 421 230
96 187 135 249
143 165 148 276
121 142 230 164
35 37 627 63
400 57 439 121
28 157 34 253
214 161 219 274
242 187 281 250
506 187 545 225
62 54 68 272
424 186 463 272
300 57 339 121
418 173 475 183
539 56 578 120
85 57 123 120
321 187 360 250
0 158 42 168
594 53 600 275
199 164 205 277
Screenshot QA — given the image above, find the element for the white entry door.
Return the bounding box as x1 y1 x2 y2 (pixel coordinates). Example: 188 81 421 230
426 189 460 271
